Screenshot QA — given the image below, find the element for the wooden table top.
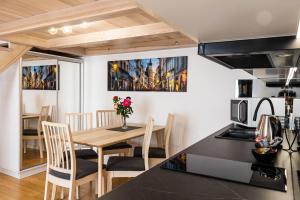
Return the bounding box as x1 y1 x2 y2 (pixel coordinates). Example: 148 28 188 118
72 123 165 148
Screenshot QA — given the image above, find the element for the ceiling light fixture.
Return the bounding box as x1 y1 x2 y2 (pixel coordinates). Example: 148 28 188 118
62 26 72 34
48 21 91 35
285 67 298 86
80 21 89 29
297 19 300 39
48 27 58 35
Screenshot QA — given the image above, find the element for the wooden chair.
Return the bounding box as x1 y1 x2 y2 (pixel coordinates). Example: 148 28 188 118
48 105 55 122
133 114 175 167
65 113 98 160
42 121 98 200
23 105 50 158
106 117 154 192
96 110 132 156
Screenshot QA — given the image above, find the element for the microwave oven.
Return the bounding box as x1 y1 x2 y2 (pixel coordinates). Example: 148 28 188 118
231 98 285 127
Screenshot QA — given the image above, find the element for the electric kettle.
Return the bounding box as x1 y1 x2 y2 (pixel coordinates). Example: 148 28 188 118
256 114 282 142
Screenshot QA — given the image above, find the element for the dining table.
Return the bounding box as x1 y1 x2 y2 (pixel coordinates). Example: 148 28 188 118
72 123 165 197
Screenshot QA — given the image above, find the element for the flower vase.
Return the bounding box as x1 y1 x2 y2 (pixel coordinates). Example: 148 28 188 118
122 116 128 129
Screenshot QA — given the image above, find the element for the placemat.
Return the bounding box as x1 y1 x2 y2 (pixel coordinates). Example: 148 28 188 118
107 126 142 132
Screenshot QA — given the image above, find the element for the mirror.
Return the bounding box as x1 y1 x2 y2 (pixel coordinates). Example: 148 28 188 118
20 54 82 170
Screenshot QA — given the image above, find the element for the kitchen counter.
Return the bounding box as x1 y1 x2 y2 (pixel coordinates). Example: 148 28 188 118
98 124 300 200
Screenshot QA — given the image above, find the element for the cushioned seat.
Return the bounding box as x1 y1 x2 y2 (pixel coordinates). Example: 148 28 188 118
75 149 98 160
49 158 98 180
134 146 166 158
23 129 43 136
106 156 145 171
103 142 132 151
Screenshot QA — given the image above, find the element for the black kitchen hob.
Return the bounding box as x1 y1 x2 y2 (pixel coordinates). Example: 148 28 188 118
161 153 287 192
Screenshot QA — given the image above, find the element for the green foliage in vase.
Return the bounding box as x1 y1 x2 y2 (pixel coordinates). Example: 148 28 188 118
112 96 133 118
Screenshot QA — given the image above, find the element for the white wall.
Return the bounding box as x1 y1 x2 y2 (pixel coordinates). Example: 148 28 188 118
0 62 21 177
83 47 253 154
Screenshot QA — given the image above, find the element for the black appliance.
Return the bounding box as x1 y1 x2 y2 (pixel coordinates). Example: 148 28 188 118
238 80 253 97
278 89 296 97
161 153 287 192
198 36 300 70
215 125 256 142
231 99 248 125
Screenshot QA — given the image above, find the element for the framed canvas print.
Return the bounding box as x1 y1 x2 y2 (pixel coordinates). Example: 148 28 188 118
22 65 59 90
108 56 188 92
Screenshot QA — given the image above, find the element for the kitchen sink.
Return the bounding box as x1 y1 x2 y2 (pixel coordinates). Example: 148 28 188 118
216 125 256 142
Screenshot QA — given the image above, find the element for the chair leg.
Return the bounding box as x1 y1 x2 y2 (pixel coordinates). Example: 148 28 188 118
107 172 113 192
60 188 64 199
44 176 50 200
76 186 79 199
38 137 44 158
126 148 132 156
51 184 57 200
102 173 106 194
89 181 93 193
95 179 98 195
23 141 27 154
69 185 75 200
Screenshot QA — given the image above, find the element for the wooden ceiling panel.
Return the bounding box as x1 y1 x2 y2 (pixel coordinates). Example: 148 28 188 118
84 32 196 55
0 0 197 56
0 0 91 24
27 11 159 41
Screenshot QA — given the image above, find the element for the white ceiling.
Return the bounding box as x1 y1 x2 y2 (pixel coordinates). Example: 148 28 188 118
136 0 300 42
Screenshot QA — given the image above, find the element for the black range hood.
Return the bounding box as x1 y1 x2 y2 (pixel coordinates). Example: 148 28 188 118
198 36 300 69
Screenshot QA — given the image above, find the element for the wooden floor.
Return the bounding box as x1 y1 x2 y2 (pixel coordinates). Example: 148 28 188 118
0 172 129 200
22 148 47 170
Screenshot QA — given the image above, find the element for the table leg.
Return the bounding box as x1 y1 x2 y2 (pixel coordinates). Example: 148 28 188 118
98 147 103 198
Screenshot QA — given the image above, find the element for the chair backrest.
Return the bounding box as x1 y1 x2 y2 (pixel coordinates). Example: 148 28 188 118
48 105 56 122
96 110 122 128
142 117 154 170
65 112 93 132
38 106 50 133
42 121 76 181
164 114 175 158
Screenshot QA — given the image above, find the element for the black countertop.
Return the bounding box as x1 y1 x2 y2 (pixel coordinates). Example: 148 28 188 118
99 124 300 200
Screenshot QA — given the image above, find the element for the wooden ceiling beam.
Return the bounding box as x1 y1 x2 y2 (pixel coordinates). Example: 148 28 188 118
0 34 48 48
85 37 196 55
50 47 86 56
0 0 139 36
1 35 86 56
0 46 10 52
0 43 31 74
47 22 177 48
86 44 195 55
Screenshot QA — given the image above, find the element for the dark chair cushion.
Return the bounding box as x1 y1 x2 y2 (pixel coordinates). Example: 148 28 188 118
75 149 98 160
134 146 166 158
103 142 132 151
49 158 98 180
106 156 145 171
23 129 43 136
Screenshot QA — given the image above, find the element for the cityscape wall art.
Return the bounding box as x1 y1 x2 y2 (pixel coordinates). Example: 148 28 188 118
108 56 188 92
22 65 59 90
